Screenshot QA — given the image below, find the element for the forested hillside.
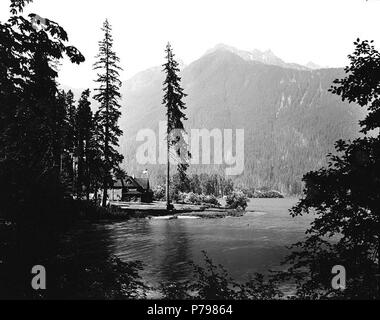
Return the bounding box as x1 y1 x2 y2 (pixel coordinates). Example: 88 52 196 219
116 46 364 194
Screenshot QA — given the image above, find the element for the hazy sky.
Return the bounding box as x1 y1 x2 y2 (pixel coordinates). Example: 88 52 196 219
1 0 380 88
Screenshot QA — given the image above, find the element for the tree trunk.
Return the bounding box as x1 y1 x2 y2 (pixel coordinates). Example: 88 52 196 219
166 130 171 210
102 180 107 207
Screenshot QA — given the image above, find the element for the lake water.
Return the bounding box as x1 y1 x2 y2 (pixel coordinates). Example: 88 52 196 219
63 198 314 287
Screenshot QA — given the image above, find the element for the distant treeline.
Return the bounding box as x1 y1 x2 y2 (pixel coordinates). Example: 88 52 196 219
152 172 284 200
129 162 303 196
153 173 234 199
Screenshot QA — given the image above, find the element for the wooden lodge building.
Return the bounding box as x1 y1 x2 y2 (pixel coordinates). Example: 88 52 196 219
109 175 153 203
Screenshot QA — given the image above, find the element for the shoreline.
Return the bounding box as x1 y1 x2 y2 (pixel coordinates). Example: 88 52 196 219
107 201 246 220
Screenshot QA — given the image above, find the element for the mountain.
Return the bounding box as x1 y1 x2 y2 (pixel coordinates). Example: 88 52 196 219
106 46 366 194
205 43 318 71
306 61 323 70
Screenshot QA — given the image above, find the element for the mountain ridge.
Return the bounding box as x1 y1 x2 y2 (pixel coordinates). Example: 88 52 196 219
203 43 322 71
60 45 364 194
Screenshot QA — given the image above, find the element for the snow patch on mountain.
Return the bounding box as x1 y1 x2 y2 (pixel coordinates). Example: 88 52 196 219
206 43 317 71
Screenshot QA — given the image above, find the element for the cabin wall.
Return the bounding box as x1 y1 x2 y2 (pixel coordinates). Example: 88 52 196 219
108 188 122 201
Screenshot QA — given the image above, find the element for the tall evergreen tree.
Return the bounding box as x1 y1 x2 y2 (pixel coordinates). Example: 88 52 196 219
64 90 76 154
60 90 77 194
88 110 107 202
93 20 124 207
162 43 190 209
75 89 93 198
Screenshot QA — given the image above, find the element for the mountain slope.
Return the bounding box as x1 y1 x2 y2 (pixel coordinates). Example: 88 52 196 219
118 48 364 194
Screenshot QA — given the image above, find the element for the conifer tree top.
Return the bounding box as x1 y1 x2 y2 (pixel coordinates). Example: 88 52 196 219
162 42 188 133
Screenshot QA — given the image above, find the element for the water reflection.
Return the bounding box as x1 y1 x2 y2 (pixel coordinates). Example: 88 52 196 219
62 198 314 286
158 221 192 283
60 221 115 263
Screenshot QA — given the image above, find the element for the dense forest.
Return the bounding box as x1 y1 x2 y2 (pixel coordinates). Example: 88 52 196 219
0 0 127 297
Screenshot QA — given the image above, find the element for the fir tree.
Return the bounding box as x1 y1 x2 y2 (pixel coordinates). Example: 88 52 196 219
93 19 124 207
64 90 76 154
75 89 93 198
61 90 77 194
88 110 107 202
162 43 190 208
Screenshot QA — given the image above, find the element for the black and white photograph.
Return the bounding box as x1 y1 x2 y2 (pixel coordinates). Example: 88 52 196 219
0 0 379 306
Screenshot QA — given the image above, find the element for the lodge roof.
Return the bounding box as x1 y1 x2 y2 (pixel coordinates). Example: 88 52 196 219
113 175 150 190
134 178 149 190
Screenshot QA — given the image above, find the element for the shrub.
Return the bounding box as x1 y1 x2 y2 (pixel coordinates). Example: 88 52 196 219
252 190 284 198
240 187 256 198
189 252 241 299
158 281 192 300
226 191 248 210
202 195 221 207
158 252 281 300
176 192 186 203
252 190 264 198
153 185 166 201
263 190 284 198
54 256 148 299
182 193 221 206
184 192 203 205
170 189 180 203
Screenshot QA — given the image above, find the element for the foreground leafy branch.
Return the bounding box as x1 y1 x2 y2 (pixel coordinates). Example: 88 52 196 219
281 39 380 299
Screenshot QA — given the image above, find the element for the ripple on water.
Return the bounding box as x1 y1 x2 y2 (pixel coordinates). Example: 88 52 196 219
63 198 312 285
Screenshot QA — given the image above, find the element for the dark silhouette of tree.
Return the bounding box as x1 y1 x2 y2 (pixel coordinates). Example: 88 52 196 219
0 0 84 219
75 89 93 198
0 0 84 298
280 39 380 299
93 19 123 207
64 90 76 154
162 43 190 207
59 90 77 194
114 167 127 181
9 0 33 14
